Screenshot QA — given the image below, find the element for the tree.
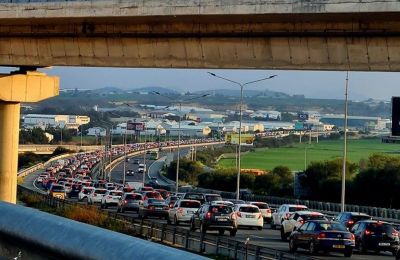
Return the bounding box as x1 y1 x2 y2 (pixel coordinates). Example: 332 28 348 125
166 159 203 185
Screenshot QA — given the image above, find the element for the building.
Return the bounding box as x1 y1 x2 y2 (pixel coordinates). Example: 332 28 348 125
320 114 390 131
87 127 106 137
23 114 90 130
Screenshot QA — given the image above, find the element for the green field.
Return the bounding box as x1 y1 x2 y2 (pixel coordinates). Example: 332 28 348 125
218 138 400 171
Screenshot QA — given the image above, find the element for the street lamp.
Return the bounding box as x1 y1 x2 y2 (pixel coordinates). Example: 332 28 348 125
341 71 349 212
208 72 277 200
153 91 209 193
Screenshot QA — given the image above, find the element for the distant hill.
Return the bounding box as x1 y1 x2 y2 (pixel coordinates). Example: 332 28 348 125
194 89 291 98
90 86 124 94
131 86 179 94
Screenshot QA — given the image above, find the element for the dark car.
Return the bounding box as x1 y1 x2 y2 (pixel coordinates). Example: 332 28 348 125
133 159 140 164
205 194 223 203
190 203 237 236
336 212 371 229
117 193 143 213
183 193 205 204
126 169 135 176
68 184 82 198
351 220 399 255
289 220 355 257
138 199 169 219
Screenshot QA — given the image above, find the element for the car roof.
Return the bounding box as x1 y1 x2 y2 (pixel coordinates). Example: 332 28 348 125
283 204 308 207
295 211 323 215
249 201 268 204
235 204 258 208
345 212 370 216
307 220 338 224
356 220 388 224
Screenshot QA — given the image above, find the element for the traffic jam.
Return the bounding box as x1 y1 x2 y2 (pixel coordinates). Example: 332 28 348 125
34 138 400 258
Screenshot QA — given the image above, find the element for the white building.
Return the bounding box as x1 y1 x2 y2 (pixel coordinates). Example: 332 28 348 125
23 114 90 130
87 127 107 137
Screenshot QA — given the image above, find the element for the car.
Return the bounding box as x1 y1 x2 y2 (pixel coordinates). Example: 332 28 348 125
351 220 399 255
155 189 170 199
101 190 123 208
190 202 237 236
69 183 82 198
126 169 135 176
168 199 201 225
281 211 327 241
233 204 264 230
78 186 95 201
271 204 309 229
183 193 206 204
249 202 272 223
133 159 140 164
205 194 223 203
165 195 180 208
289 220 355 257
143 191 163 200
88 188 107 204
226 199 246 205
138 198 169 219
37 173 49 183
336 212 372 230
48 184 66 199
117 193 143 213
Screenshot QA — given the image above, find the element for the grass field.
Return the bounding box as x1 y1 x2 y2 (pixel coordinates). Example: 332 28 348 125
217 138 400 171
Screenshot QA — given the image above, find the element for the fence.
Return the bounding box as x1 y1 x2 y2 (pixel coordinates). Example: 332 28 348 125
17 186 316 260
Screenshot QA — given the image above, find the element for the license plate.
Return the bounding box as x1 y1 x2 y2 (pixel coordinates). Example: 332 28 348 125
246 215 255 218
155 207 162 210
332 245 345 249
378 243 391 246
217 218 227 221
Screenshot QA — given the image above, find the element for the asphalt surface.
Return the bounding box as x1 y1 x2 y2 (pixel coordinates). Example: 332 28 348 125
22 153 396 260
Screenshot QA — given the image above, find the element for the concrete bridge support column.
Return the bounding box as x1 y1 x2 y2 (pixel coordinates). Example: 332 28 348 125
0 70 58 203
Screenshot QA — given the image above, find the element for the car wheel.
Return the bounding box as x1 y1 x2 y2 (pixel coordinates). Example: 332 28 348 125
190 221 196 231
174 216 179 226
104 203 108 209
121 208 125 213
200 223 207 234
289 238 297 253
358 241 366 254
117 207 120 213
167 216 171 224
218 229 225 235
344 248 353 257
309 241 317 255
258 226 263 231
100 203 104 209
271 223 276 229
229 229 237 237
280 227 288 241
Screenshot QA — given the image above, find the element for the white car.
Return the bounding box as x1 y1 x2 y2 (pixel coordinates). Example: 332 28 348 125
88 188 107 204
78 187 95 201
271 204 308 229
249 202 272 223
167 199 201 225
101 190 123 208
37 173 49 183
63 182 72 194
234 204 264 230
280 211 327 241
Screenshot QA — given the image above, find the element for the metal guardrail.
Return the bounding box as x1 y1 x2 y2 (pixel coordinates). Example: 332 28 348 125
17 186 316 260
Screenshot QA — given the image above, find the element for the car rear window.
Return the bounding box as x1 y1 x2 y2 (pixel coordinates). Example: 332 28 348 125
126 194 142 200
148 199 164 204
96 189 107 194
83 189 92 194
253 203 269 209
51 186 65 192
351 215 371 221
239 206 259 213
289 206 308 212
317 223 347 231
180 201 200 208
368 223 395 233
110 191 122 196
210 206 233 214
185 194 204 200
206 195 222 201
302 214 326 221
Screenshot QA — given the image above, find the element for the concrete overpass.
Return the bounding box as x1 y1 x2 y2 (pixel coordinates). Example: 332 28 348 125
0 0 399 71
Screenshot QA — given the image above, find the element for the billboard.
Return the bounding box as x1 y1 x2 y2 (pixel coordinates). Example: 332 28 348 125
225 134 255 146
127 122 145 131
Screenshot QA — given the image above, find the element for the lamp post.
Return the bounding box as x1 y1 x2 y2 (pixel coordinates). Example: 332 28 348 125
153 91 209 193
341 71 349 212
142 122 147 185
208 72 277 200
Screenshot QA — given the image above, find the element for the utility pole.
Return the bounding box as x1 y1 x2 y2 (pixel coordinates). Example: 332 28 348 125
341 71 349 212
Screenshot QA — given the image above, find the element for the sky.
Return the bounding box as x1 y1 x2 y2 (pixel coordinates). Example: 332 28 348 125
3 66 400 100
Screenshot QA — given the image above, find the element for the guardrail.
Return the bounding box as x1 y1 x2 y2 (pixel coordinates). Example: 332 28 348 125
18 153 76 178
17 186 315 260
11 187 207 260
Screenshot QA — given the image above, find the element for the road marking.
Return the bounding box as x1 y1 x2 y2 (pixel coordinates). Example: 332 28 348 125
32 177 46 194
249 235 264 239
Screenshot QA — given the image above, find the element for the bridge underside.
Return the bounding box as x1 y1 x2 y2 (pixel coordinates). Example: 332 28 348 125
1 13 400 71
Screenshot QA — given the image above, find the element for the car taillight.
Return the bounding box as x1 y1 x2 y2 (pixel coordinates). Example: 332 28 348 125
148 205 155 210
350 233 355 241
258 213 262 219
266 209 271 213
107 196 112 199
163 206 169 210
299 220 304 225
205 212 212 219
347 220 354 225
237 212 242 218
285 213 291 219
93 193 97 197
365 230 371 235
317 233 326 239
124 200 128 204
177 208 183 214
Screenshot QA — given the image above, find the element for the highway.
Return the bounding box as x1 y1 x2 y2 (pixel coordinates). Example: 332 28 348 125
20 150 396 260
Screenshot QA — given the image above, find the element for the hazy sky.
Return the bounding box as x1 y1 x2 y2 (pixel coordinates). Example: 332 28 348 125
4 66 400 100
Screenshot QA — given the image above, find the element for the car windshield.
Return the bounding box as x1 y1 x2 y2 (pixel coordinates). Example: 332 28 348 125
51 186 64 192
317 223 347 231
95 189 107 194
185 194 203 200
210 205 233 214
206 195 222 201
302 214 327 221
126 194 142 200
110 191 122 196
253 203 269 209
289 206 308 212
239 206 259 213
180 201 201 208
148 199 164 204
368 223 395 233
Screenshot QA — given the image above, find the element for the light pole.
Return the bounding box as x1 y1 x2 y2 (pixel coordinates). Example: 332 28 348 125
341 71 349 212
142 122 147 185
122 121 128 185
153 91 209 193
208 72 277 200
